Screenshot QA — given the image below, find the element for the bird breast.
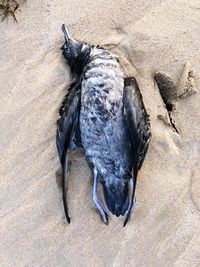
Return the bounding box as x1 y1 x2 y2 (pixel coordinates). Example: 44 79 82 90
81 50 124 122
79 48 133 177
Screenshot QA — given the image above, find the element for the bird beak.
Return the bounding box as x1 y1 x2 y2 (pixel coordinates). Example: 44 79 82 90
62 24 70 43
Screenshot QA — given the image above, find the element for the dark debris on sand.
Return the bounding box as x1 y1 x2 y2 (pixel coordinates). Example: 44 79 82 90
0 0 21 22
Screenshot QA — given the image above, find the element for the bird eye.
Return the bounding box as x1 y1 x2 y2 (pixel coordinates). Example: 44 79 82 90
62 43 70 53
65 47 70 54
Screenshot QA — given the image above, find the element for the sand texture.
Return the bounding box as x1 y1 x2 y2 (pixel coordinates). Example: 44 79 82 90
0 0 200 266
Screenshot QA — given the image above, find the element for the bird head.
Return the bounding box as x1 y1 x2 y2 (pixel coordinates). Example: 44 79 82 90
61 24 89 75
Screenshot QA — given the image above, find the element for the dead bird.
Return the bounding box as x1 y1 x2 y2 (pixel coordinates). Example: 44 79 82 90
56 24 151 226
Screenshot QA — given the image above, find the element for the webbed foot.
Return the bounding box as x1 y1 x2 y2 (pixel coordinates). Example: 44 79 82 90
93 168 109 225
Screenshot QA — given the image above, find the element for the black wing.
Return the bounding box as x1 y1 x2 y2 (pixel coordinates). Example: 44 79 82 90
123 77 151 226
123 77 151 171
56 81 81 223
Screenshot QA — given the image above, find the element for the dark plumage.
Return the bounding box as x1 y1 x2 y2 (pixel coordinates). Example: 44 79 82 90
56 24 151 226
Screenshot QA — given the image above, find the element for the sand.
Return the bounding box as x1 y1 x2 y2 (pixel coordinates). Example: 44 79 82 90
0 0 200 266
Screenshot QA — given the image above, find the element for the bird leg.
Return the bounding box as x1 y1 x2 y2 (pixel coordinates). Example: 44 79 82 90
123 177 136 227
93 168 108 225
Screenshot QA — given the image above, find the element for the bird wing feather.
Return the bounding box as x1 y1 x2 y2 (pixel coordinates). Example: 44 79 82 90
122 77 151 226
56 81 81 165
123 77 151 171
56 81 81 223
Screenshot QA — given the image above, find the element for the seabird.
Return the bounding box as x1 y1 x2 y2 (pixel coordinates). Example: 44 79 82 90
56 24 151 226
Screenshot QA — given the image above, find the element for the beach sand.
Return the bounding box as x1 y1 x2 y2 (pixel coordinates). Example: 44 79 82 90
0 0 200 266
